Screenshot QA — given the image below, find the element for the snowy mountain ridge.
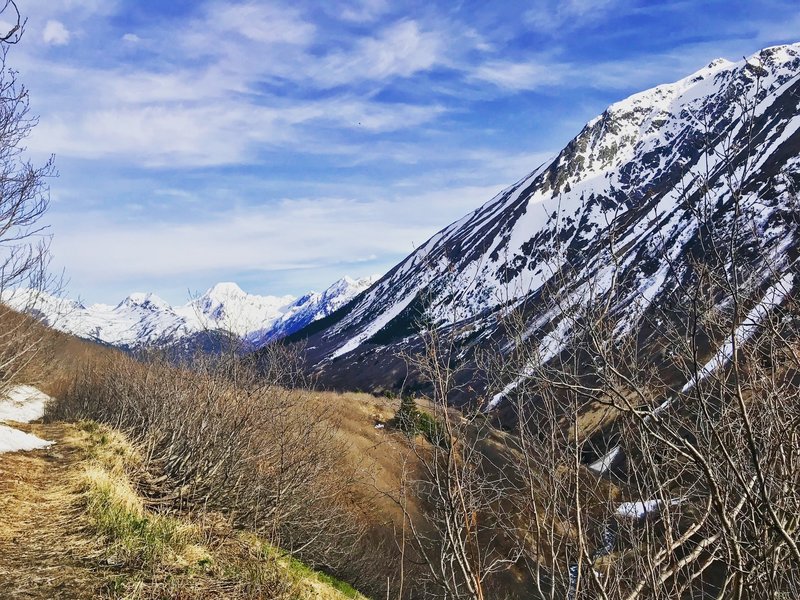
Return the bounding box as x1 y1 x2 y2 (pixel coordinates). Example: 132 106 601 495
245 275 377 347
289 43 800 400
2 276 376 350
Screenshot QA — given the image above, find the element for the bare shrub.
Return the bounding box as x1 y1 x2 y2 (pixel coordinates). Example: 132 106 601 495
393 321 525 600
476 64 800 599
0 0 57 393
388 54 800 599
48 346 366 578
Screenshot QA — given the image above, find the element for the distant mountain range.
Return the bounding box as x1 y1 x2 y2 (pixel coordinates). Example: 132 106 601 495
2 276 376 350
286 43 800 402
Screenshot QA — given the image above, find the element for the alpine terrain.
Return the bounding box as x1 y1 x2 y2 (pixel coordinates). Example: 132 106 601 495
290 43 800 404
2 276 376 350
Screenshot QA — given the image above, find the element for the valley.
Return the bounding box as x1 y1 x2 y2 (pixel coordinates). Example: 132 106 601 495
0 3 797 596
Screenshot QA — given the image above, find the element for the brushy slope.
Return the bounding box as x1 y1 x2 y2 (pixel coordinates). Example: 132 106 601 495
0 419 369 599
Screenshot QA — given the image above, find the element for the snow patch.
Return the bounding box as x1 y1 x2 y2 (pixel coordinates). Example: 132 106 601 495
591 271 795 474
589 447 622 474
0 385 52 423
0 425 53 453
616 497 683 519
0 385 54 454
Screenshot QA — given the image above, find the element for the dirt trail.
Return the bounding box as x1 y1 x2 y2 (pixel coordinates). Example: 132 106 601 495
0 422 102 599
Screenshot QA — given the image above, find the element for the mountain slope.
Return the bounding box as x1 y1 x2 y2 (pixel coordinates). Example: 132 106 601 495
245 276 377 347
2 277 375 350
292 44 800 401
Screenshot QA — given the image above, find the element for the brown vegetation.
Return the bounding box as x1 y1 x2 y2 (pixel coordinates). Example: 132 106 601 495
46 348 375 586
0 419 371 599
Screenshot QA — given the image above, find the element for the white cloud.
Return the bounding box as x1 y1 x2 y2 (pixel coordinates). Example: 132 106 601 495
26 68 445 168
25 3 773 173
312 20 443 86
335 0 390 23
121 32 141 43
524 0 622 35
471 59 570 90
469 38 779 94
0 20 16 39
183 2 315 49
42 20 70 45
216 3 315 44
24 0 120 18
461 150 556 182
48 184 504 287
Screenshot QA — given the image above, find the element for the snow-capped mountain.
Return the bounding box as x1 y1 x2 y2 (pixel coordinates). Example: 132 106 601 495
175 282 295 338
290 44 800 399
245 275 377 347
3 277 376 349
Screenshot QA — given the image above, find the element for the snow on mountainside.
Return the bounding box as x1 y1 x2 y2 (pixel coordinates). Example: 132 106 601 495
291 44 800 398
245 275 378 347
2 277 376 349
175 282 295 337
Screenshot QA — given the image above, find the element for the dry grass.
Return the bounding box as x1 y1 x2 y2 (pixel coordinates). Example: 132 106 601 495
0 422 102 598
0 419 370 599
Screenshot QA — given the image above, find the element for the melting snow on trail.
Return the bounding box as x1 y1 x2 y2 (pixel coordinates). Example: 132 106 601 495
0 385 54 453
0 385 52 422
0 425 53 453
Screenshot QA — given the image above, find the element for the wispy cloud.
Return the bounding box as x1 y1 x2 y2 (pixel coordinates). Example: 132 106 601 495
185 2 316 48
28 79 446 167
523 0 624 35
334 0 391 23
471 59 570 90
48 183 504 299
311 20 444 86
10 0 799 301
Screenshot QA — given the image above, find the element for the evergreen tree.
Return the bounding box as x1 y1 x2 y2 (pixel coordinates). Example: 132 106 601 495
395 395 418 434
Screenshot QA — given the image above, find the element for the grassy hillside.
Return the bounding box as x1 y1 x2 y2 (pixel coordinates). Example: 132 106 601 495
0 418 368 599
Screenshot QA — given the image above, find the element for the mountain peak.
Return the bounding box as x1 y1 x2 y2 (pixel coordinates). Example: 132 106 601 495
117 292 171 311
289 42 800 399
705 57 734 70
244 274 380 347
324 275 378 295
4 274 377 350
204 282 246 299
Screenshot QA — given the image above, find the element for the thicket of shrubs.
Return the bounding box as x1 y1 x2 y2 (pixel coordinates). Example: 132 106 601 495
46 345 376 591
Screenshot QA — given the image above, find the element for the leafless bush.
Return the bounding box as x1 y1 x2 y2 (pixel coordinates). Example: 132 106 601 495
0 0 57 393
478 65 800 599
394 55 800 599
395 312 524 600
494 247 799 599
47 346 366 576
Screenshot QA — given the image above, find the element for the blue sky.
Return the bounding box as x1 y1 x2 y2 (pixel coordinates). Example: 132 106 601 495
7 0 799 304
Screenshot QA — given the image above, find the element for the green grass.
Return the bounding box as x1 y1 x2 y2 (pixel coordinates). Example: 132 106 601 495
78 420 199 567
416 409 448 448
285 553 364 599
83 462 195 567
392 400 449 448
